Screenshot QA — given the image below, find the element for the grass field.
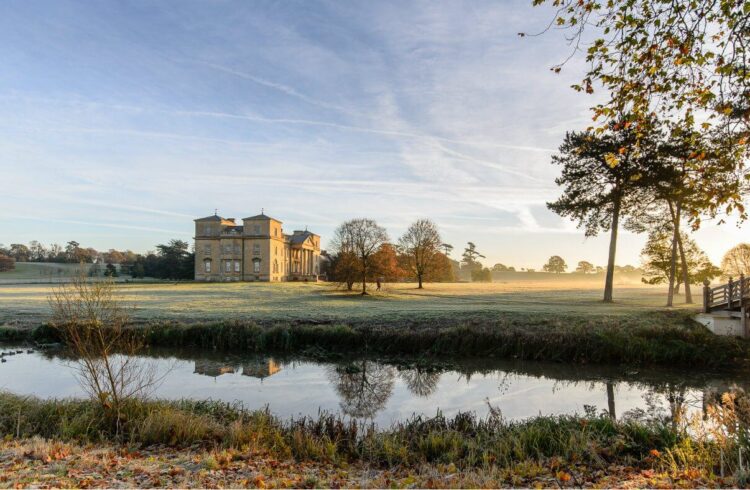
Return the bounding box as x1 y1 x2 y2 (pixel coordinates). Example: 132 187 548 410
3 279 735 366
0 279 691 326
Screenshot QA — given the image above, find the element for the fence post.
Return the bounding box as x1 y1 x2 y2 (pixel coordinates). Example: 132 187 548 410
741 274 746 299
703 279 711 313
729 277 734 309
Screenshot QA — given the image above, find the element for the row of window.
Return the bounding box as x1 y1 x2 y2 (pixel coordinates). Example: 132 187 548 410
203 259 261 274
202 243 266 255
203 224 278 236
202 258 317 276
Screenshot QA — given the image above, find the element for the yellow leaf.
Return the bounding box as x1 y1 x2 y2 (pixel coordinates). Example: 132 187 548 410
604 153 619 168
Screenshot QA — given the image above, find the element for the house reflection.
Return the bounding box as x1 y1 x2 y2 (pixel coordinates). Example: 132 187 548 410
193 360 236 377
192 358 283 380
242 359 282 379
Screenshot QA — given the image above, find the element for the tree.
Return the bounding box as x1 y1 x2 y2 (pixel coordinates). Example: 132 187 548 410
369 243 405 284
547 127 655 301
28 241 47 262
424 252 455 282
722 243 750 278
440 243 454 257
104 263 118 278
543 256 567 274
331 219 389 295
461 242 485 271
0 254 15 272
151 240 193 280
492 263 515 272
529 0 750 211
48 273 159 422
576 261 595 274
398 219 442 289
641 230 722 289
471 267 492 282
9 243 30 262
624 125 744 305
329 251 359 290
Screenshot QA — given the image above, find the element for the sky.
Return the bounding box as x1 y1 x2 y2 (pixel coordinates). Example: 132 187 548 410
0 0 744 269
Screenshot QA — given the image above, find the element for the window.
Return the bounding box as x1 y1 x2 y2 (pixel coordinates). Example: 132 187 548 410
273 260 278 273
225 260 231 272
253 243 260 255
203 225 211 236
234 244 241 254
274 228 278 237
234 260 241 272
253 259 260 273
204 259 211 273
254 225 261 234
203 244 211 255
223 245 231 254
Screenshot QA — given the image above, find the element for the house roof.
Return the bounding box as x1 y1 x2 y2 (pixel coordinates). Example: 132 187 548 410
288 231 315 245
242 213 281 222
195 215 224 222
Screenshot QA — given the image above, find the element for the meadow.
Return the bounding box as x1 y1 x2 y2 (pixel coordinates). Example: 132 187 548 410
2 277 739 367
0 277 689 327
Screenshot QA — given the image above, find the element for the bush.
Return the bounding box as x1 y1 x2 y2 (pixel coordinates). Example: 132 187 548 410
0 253 15 272
471 267 492 282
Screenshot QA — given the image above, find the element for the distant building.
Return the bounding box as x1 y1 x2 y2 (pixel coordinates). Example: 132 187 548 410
194 212 321 282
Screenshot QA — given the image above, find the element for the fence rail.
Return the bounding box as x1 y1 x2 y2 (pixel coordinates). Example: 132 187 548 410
704 274 750 313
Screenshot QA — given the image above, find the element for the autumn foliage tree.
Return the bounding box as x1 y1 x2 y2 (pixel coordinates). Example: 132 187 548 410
530 0 750 211
398 219 443 288
370 243 405 283
331 218 389 295
0 254 15 272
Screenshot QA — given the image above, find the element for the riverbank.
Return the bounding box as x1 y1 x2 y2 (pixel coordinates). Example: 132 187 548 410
2 309 747 367
0 393 736 488
1 281 745 367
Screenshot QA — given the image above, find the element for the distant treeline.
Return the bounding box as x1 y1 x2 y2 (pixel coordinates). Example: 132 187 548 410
0 240 194 280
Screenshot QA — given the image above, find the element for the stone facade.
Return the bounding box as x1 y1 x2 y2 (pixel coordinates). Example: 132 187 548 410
194 213 321 282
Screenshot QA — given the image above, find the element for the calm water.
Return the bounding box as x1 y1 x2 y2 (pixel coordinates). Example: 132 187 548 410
0 344 743 426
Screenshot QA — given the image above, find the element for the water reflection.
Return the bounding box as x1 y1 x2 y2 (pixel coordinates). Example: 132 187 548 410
328 361 395 418
2 344 748 426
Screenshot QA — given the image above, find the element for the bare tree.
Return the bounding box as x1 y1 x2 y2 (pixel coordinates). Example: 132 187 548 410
48 273 160 425
399 219 442 289
331 218 388 295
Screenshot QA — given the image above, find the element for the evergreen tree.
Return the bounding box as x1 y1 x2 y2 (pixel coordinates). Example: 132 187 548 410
547 126 654 301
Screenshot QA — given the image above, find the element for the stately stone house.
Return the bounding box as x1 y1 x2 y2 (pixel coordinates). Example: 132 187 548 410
194 212 321 282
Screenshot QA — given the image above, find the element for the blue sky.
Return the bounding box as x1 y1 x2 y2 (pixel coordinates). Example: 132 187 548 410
0 0 741 269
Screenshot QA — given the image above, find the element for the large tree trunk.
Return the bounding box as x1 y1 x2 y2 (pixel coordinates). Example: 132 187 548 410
606 382 616 421
666 201 680 307
676 225 693 304
361 258 367 295
603 193 621 303
417 273 423 289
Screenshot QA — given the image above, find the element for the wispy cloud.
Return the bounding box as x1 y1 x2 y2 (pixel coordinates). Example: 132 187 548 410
0 0 732 267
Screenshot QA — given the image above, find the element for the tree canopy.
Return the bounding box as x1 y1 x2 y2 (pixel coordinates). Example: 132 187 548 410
721 243 750 277
398 219 443 289
543 255 568 273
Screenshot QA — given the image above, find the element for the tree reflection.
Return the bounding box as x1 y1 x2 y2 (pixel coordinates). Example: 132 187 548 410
400 368 441 398
327 361 395 418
